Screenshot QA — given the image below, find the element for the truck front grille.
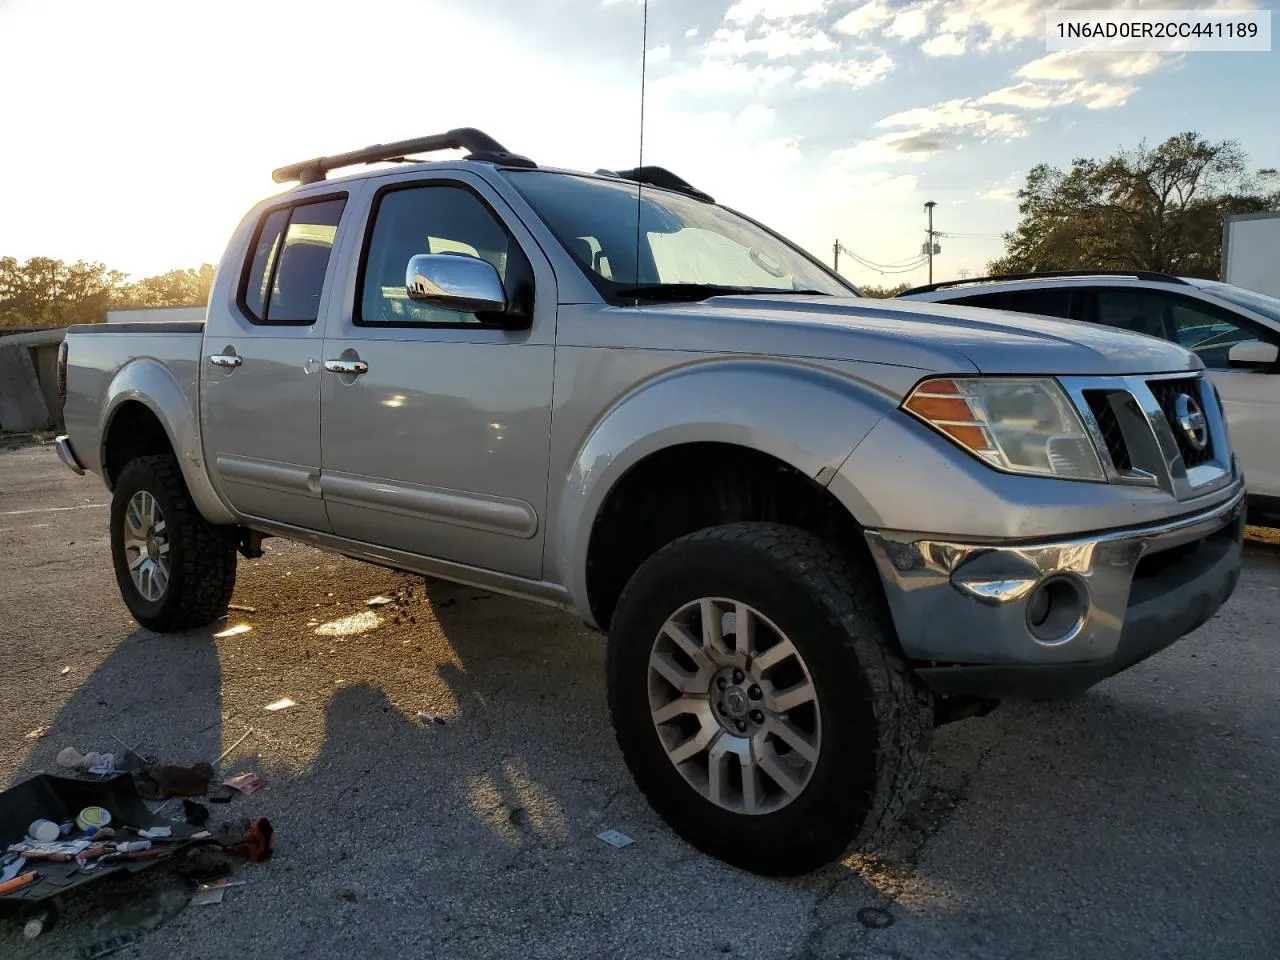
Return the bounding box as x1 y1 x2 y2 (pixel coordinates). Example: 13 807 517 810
1061 372 1230 499
1083 390 1132 473
1146 376 1214 468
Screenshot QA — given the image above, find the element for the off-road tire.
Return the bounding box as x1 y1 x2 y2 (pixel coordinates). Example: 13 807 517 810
606 522 933 876
109 455 238 632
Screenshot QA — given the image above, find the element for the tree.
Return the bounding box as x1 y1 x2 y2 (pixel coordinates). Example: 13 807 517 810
989 132 1280 279
115 264 216 308
0 257 126 327
858 281 911 298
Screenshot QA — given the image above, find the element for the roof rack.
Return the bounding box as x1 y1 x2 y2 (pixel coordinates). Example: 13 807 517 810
902 269 1190 296
608 165 715 203
271 128 536 185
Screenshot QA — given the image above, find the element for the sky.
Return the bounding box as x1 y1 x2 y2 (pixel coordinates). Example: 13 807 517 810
0 0 1276 288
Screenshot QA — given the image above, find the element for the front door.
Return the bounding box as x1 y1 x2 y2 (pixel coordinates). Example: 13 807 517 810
318 174 555 579
201 194 348 531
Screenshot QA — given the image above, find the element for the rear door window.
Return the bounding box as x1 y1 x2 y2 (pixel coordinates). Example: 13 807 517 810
1093 290 1178 341
240 197 346 325
950 289 1075 319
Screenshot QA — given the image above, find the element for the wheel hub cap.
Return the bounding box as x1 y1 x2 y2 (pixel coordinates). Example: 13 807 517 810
647 598 822 816
122 491 170 603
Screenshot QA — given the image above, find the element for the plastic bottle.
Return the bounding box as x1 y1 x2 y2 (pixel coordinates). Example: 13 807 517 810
23 908 56 939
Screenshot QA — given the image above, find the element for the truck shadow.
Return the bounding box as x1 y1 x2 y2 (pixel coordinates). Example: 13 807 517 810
5 544 1277 957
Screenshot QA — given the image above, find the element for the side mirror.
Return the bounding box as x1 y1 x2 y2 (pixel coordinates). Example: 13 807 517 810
1228 339 1279 370
405 253 506 314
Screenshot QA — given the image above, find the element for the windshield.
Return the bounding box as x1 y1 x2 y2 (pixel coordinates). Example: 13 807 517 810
504 170 854 300
1196 280 1280 327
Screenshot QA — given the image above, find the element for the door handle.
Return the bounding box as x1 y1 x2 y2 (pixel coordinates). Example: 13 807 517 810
324 359 369 375
208 354 242 368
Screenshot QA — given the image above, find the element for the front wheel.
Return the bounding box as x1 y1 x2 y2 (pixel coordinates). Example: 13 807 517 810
606 522 933 876
109 455 238 632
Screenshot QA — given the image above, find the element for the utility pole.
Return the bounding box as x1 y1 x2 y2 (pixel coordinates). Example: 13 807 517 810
833 239 840 273
923 201 938 285
958 268 970 280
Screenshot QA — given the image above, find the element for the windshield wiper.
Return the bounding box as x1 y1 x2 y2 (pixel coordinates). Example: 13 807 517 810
616 283 832 302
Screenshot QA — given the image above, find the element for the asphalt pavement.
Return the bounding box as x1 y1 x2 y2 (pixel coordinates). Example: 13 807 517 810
1 439 1276 959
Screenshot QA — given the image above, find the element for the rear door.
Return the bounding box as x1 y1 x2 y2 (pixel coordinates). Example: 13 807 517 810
200 194 348 530
317 171 556 578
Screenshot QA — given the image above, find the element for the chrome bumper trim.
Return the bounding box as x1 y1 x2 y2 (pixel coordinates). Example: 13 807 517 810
866 480 1246 668
54 435 85 475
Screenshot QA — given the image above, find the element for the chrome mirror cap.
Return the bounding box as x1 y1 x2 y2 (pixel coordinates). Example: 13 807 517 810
405 253 506 314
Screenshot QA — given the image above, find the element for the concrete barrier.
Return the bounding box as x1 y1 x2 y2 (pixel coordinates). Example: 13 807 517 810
0 326 67 431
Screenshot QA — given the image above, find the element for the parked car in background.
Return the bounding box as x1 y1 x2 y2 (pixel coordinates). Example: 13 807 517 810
900 271 1280 525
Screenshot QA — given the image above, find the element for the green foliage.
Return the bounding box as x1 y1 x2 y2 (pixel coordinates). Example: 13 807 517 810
0 258 216 328
859 282 911 298
989 132 1279 278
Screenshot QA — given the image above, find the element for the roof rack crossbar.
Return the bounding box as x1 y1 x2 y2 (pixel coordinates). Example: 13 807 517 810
271 128 534 184
612 165 715 203
902 269 1190 296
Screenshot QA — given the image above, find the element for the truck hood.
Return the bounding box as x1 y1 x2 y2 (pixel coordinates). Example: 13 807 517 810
646 294 1200 377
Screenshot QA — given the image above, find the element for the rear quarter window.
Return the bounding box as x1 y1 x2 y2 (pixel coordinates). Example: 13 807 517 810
240 196 347 325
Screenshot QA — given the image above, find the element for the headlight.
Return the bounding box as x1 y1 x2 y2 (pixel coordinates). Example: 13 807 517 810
903 377 1105 481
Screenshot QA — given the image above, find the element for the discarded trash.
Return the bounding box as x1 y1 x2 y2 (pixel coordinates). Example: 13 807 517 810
60 666 71 676
190 886 224 906
223 772 266 796
57 748 119 775
417 712 447 726
138 827 171 840
206 784 236 804
338 888 359 903
24 727 45 741
1 856 26 883
597 829 634 848
133 762 214 800
0 871 38 895
213 624 252 638
213 728 254 766
76 806 111 831
176 846 231 881
366 595 394 607
199 877 245 890
183 800 210 827
225 818 274 863
227 603 257 613
29 819 60 842
264 698 296 712
115 841 151 853
23 906 57 939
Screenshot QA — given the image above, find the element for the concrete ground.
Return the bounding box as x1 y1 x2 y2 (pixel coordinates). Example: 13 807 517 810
1 440 1277 959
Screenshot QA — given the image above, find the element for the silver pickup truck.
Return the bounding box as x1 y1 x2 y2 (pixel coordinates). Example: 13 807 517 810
56 128 1245 876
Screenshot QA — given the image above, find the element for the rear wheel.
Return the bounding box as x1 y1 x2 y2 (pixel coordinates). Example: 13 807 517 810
606 522 933 876
109 455 237 632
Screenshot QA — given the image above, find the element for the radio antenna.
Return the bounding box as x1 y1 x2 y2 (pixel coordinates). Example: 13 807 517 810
633 0 649 295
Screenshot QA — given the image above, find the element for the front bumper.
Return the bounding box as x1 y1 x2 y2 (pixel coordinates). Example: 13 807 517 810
54 435 85 475
866 480 1246 699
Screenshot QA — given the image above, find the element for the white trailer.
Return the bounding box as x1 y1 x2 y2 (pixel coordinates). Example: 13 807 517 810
1222 211 1280 299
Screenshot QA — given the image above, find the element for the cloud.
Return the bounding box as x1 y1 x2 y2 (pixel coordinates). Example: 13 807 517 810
725 0 829 24
835 0 890 37
886 8 931 40
979 79 1134 110
647 44 671 62
832 130 952 165
705 24 836 60
921 32 965 55
797 53 894 89
1017 50 1167 82
877 98 1027 140
685 26 698 38
652 58 797 96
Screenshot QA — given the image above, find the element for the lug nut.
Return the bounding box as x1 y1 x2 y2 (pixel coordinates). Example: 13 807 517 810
735 720 747 733
750 710 764 724
732 669 744 684
748 685 762 700
716 677 727 690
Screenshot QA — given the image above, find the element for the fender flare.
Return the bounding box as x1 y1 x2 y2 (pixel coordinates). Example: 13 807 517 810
549 357 901 621
99 357 237 526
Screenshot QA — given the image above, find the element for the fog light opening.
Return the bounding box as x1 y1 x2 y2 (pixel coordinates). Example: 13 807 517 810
1025 576 1086 644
